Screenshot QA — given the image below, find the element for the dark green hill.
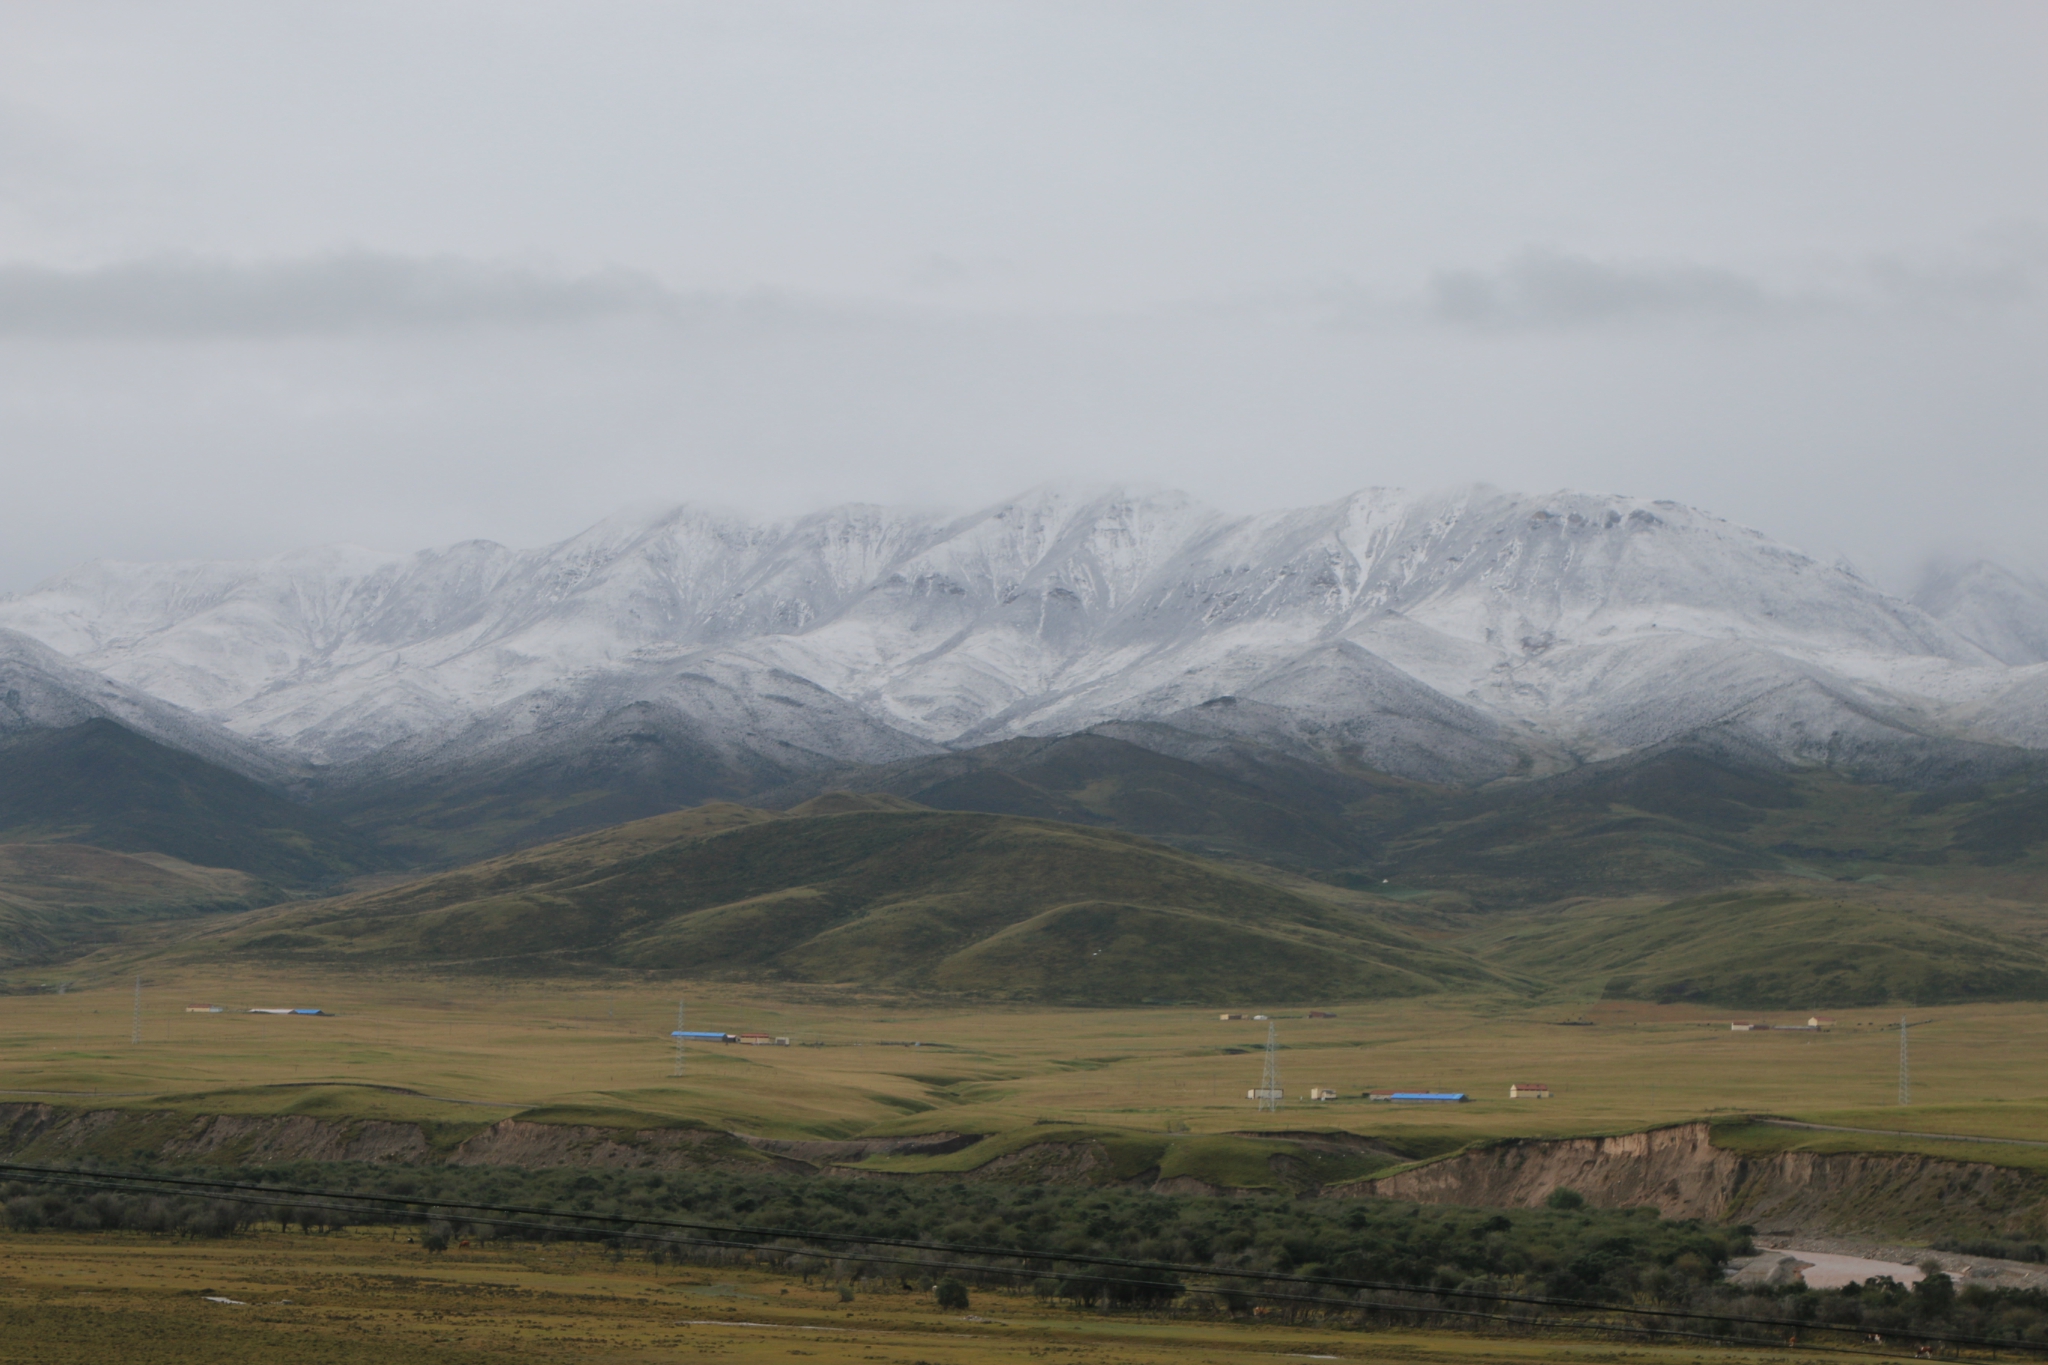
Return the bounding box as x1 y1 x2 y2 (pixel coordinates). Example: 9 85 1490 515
760 731 1411 869
0 719 383 887
1465 890 2048 1008
180 801 1503 1002
770 735 2048 910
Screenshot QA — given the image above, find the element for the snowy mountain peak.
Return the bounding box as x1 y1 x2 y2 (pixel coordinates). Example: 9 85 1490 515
0 484 2036 785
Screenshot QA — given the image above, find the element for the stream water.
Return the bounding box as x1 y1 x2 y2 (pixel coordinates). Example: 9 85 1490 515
1754 1247 1926 1289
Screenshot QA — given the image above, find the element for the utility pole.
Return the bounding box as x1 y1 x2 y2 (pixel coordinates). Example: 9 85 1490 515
131 975 141 1045
1898 1015 1910 1106
672 999 685 1078
1256 1020 1282 1113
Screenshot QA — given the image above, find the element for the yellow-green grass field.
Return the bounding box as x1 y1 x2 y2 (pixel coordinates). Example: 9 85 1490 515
4 968 2047 1173
0 1228 1882 1365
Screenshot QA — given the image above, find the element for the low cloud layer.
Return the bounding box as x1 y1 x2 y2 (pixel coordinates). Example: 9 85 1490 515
0 254 680 338
1429 250 1795 329
10 244 2036 344
0 242 2038 601
1422 246 2041 332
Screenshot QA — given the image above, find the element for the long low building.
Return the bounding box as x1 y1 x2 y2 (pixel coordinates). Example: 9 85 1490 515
1366 1091 1466 1102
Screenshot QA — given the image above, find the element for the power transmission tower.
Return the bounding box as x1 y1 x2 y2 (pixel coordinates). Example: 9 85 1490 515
130 976 141 1045
672 999 685 1078
1898 1015 1910 1106
1256 1020 1281 1113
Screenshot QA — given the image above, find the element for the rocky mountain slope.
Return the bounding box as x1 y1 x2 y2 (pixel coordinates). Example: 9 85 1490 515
1 485 2042 793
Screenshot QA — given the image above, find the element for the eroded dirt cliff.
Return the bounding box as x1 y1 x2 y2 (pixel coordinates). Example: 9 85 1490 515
1353 1121 2048 1243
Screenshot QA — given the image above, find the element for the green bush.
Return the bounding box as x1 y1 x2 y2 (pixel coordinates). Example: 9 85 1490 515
935 1277 969 1310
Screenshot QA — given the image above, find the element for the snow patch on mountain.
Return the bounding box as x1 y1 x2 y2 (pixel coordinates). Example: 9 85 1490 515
1913 560 2048 667
0 627 286 780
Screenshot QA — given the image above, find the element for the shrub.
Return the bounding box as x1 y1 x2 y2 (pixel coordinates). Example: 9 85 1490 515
1545 1187 1586 1210
935 1278 970 1310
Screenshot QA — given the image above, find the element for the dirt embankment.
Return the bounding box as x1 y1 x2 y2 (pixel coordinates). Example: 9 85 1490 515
0 1103 960 1175
6 1100 2043 1241
741 1132 980 1164
1352 1121 2048 1243
0 1102 430 1166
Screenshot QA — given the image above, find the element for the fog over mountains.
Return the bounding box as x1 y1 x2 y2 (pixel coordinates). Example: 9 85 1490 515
3 485 2046 795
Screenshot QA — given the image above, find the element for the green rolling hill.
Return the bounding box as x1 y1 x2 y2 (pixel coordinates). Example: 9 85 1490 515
8 715 2044 1008
1465 889 2048 1008
773 735 2048 909
159 796 1506 1003
0 842 267 966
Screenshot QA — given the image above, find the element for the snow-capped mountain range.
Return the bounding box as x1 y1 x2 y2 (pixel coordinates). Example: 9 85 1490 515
4 485 2045 790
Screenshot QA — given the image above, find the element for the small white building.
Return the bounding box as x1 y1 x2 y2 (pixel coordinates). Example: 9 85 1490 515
1307 1086 1340 1101
1509 1083 1552 1099
1247 1087 1284 1101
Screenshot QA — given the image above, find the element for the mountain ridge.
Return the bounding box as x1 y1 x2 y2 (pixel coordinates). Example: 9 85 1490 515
1 485 2041 799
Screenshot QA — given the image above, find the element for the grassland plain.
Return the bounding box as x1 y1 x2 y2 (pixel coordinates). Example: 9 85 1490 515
0 1228 1868 1365
4 968 2048 1179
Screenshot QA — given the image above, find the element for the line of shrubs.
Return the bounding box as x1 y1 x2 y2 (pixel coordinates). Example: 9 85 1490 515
5 1166 2048 1345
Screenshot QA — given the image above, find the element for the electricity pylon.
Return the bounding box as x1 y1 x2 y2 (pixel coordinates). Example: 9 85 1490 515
1257 1021 1281 1113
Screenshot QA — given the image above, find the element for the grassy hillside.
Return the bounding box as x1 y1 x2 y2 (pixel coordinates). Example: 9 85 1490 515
776 736 2048 911
0 720 384 886
1466 889 2048 1007
162 799 1500 1002
0 842 265 966
764 732 1418 869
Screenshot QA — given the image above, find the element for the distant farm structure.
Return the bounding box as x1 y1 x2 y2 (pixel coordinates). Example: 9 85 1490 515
1510 1083 1552 1098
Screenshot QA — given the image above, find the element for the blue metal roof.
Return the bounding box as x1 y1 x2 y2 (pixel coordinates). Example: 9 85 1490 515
1389 1092 1465 1101
671 1030 729 1039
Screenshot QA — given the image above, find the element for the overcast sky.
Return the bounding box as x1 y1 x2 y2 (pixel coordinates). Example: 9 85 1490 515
1 1 2042 594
